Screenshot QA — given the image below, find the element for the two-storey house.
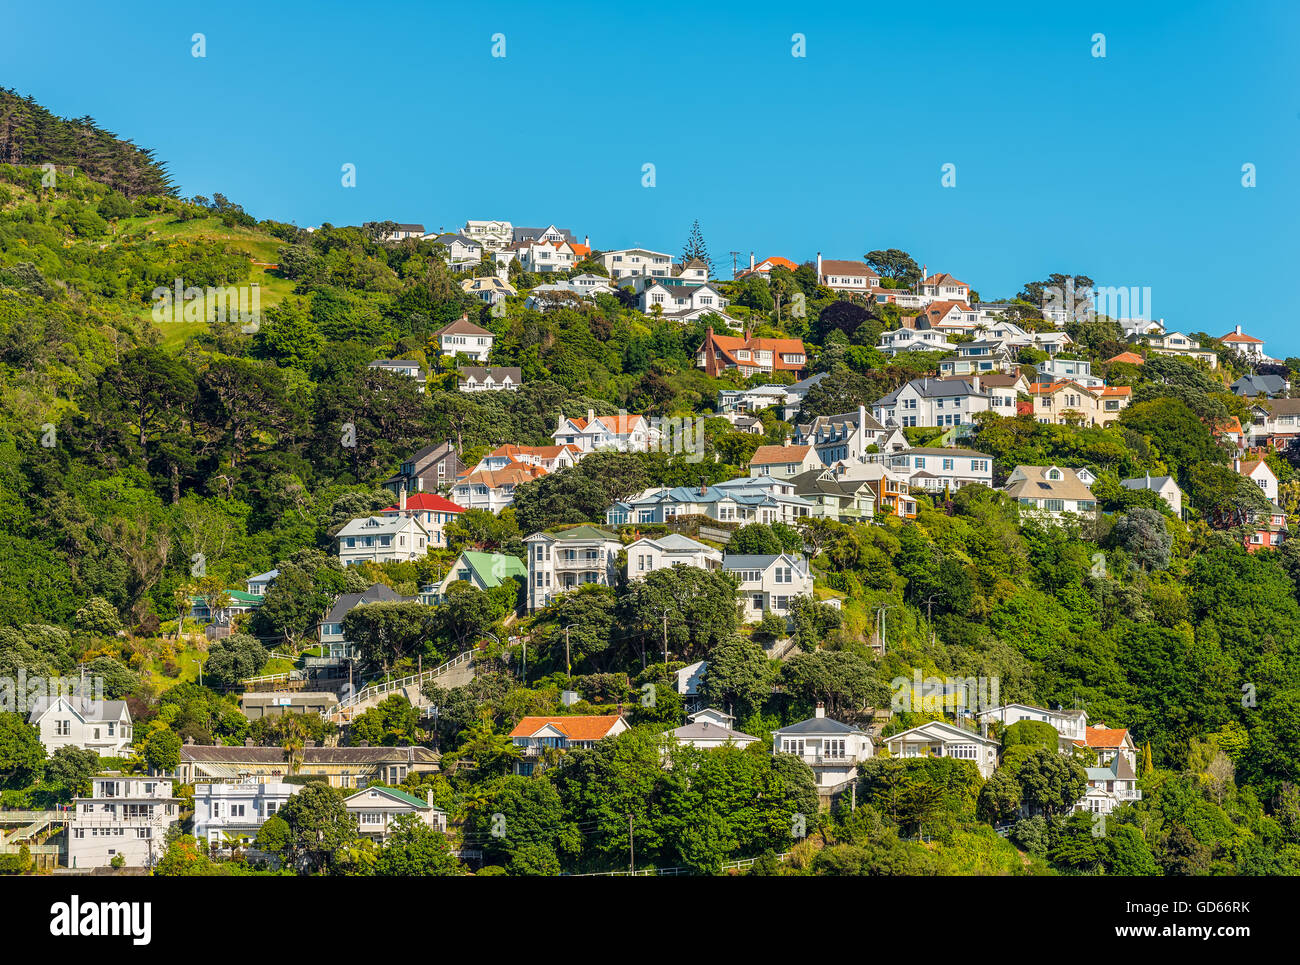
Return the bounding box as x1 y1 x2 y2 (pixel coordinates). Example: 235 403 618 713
525 526 622 611
722 553 813 623
773 704 874 793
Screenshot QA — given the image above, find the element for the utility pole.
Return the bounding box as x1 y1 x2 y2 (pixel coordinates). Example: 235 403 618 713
628 812 635 873
662 608 669 670
729 250 740 279
564 625 571 681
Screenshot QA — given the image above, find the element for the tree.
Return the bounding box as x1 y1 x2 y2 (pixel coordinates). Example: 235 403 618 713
204 633 269 688
680 219 713 274
348 695 421 746
779 649 883 718
1015 748 1087 817
0 714 46 787
279 782 357 873
72 597 122 637
1111 507 1173 570
864 249 921 286
977 769 1022 823
725 522 803 556
139 727 181 773
44 746 99 796
255 814 291 856
376 813 462 876
619 566 741 665
343 601 436 677
698 637 772 719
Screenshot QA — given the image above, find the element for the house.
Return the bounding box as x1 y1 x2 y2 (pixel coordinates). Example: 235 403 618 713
344 785 448 840
68 774 179 869
722 553 813 623
428 232 483 270
749 444 821 478
789 468 877 522
188 588 264 635
434 314 495 361
509 714 629 775
1220 325 1267 361
192 780 298 849
833 462 917 518
384 441 465 496
553 409 658 453
367 359 427 392
421 550 527 604
793 405 887 467
915 299 984 335
696 327 807 378
672 710 760 749
639 280 730 323
1231 373 1289 398
336 515 430 565
601 247 674 280
27 696 133 756
462 220 514 251
773 704 874 793
1215 416 1245 449
525 526 622 611
735 253 797 280
1248 398 1300 448
1073 724 1137 771
499 238 582 275
318 583 407 656
245 569 279 597
379 489 464 551
1036 357 1104 388
178 743 440 788
459 275 517 306
474 444 581 475
450 462 546 514
814 254 881 293
1075 755 1142 815
458 366 522 392
1120 473 1183 517
512 224 583 246
884 720 1000 779
240 692 338 720
941 371 1026 413
977 703 1090 749
1244 502 1288 551
1028 380 1132 426
1235 457 1278 503
937 340 1016 377
624 534 722 578
525 276 615 311
1132 331 1218 369
872 377 1003 429
916 271 971 304
877 328 956 355
675 660 707 713
1004 465 1098 521
379 223 425 242
871 445 995 494
607 480 813 527
717 383 790 416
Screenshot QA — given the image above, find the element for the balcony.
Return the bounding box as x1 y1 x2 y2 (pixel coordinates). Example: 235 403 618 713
554 555 604 570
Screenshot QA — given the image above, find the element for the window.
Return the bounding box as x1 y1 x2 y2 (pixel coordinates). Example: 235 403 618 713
823 739 846 759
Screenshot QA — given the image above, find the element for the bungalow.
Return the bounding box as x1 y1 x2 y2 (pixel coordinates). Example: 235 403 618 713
696 327 807 378
1004 465 1098 521
28 696 133 756
434 314 495 361
625 534 723 578
336 515 430 565
379 223 425 242
379 489 465 551
1028 380 1131 427
1120 473 1183 517
814 254 881 293
773 704 874 793
749 444 821 478
639 280 730 323
525 526 622 611
884 719 1000 779
509 714 629 775
428 231 484 269
421 550 526 605
345 785 448 840
553 409 658 453
458 366 522 392
607 481 813 527
722 553 813 623
1132 331 1218 369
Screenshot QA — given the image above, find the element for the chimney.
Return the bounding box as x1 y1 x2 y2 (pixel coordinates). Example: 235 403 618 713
749 251 755 270
815 252 823 278
1236 324 1243 335
815 702 825 719
399 486 407 511
245 738 255 747
699 477 708 497
1234 458 1241 472
971 374 981 393
584 234 590 248
358 740 369 747
426 788 434 807
587 408 595 426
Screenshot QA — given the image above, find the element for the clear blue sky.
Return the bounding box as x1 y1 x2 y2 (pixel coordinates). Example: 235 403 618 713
4 0 1297 347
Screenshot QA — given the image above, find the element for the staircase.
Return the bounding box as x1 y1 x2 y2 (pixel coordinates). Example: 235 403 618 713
325 650 478 724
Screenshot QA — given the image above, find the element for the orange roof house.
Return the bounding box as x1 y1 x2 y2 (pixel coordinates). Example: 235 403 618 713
736 255 797 279
1107 351 1144 365
508 715 630 772
696 327 807 378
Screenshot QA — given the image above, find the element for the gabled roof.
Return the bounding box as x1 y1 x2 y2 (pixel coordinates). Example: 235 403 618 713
1075 726 1132 750
751 444 812 465
672 721 758 743
28 696 130 725
382 492 464 514
325 583 407 623
1004 465 1095 502
1220 330 1263 343
509 715 624 740
774 715 868 737
434 315 494 338
456 463 547 489
1106 351 1144 365
450 551 527 588
459 366 522 383
819 259 879 278
343 785 438 810
886 719 998 746
922 272 968 288
529 524 619 542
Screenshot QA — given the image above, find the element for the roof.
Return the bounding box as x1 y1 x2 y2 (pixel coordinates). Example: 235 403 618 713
1220 330 1263 343
895 446 992 459
626 533 715 553
875 377 989 406
672 721 758 742
509 715 624 740
336 515 423 538
1120 474 1178 491
1004 465 1095 502
455 463 546 489
382 492 464 514
1106 351 1144 365
433 315 493 338
819 259 879 278
247 569 279 583
449 551 527 588
459 366 522 383
751 444 812 465
325 583 407 622
535 524 619 542
774 715 867 737
922 272 968 288
1077 727 1131 750
28 696 130 724
343 785 436 810
700 329 807 369
722 553 802 570
181 744 439 764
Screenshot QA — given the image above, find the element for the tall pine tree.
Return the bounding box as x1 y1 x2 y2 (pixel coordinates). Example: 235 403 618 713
680 219 714 274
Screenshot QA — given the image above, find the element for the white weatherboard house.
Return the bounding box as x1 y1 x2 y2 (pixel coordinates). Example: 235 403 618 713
27 696 133 756
193 780 298 848
68 774 180 869
433 315 495 361
722 553 813 623
672 708 759 749
1075 755 1143 816
977 703 1089 751
872 377 1005 429
344 785 448 840
525 526 622 611
870 445 995 493
773 705 874 792
601 247 674 279
553 409 658 453
1120 473 1183 517
624 533 722 578
884 720 1000 778
336 514 431 565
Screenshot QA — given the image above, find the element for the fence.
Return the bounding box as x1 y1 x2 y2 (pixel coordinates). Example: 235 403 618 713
327 650 476 717
562 852 790 877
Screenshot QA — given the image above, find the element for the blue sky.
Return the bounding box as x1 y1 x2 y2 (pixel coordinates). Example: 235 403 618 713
4 0 1297 347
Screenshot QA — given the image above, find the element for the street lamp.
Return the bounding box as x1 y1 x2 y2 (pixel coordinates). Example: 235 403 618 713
873 605 896 656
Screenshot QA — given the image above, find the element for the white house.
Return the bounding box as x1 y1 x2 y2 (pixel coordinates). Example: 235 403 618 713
459 275 517 307
553 410 658 453
814 254 881 293
193 780 298 849
917 271 971 304
1004 465 1098 521
877 328 956 355
977 703 1090 749
457 366 521 392
368 359 426 392
639 280 730 323
1120 473 1184 517
428 232 484 269
525 526 622 611
1075 755 1143 816
379 223 425 242
336 515 431 565
793 406 888 468
68 774 179 869
433 315 495 361
474 444 581 475
1219 325 1267 361
773 704 874 792
607 481 813 527
872 376 1004 429
450 462 546 513
461 219 514 251
245 569 279 596
379 488 464 552
672 708 759 749
721 553 813 623
1235 457 1278 503
884 720 1000 778
1037 357 1104 388
318 583 406 655
870 445 995 493
625 534 722 578
27 696 133 756
601 247 673 280
344 785 448 840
